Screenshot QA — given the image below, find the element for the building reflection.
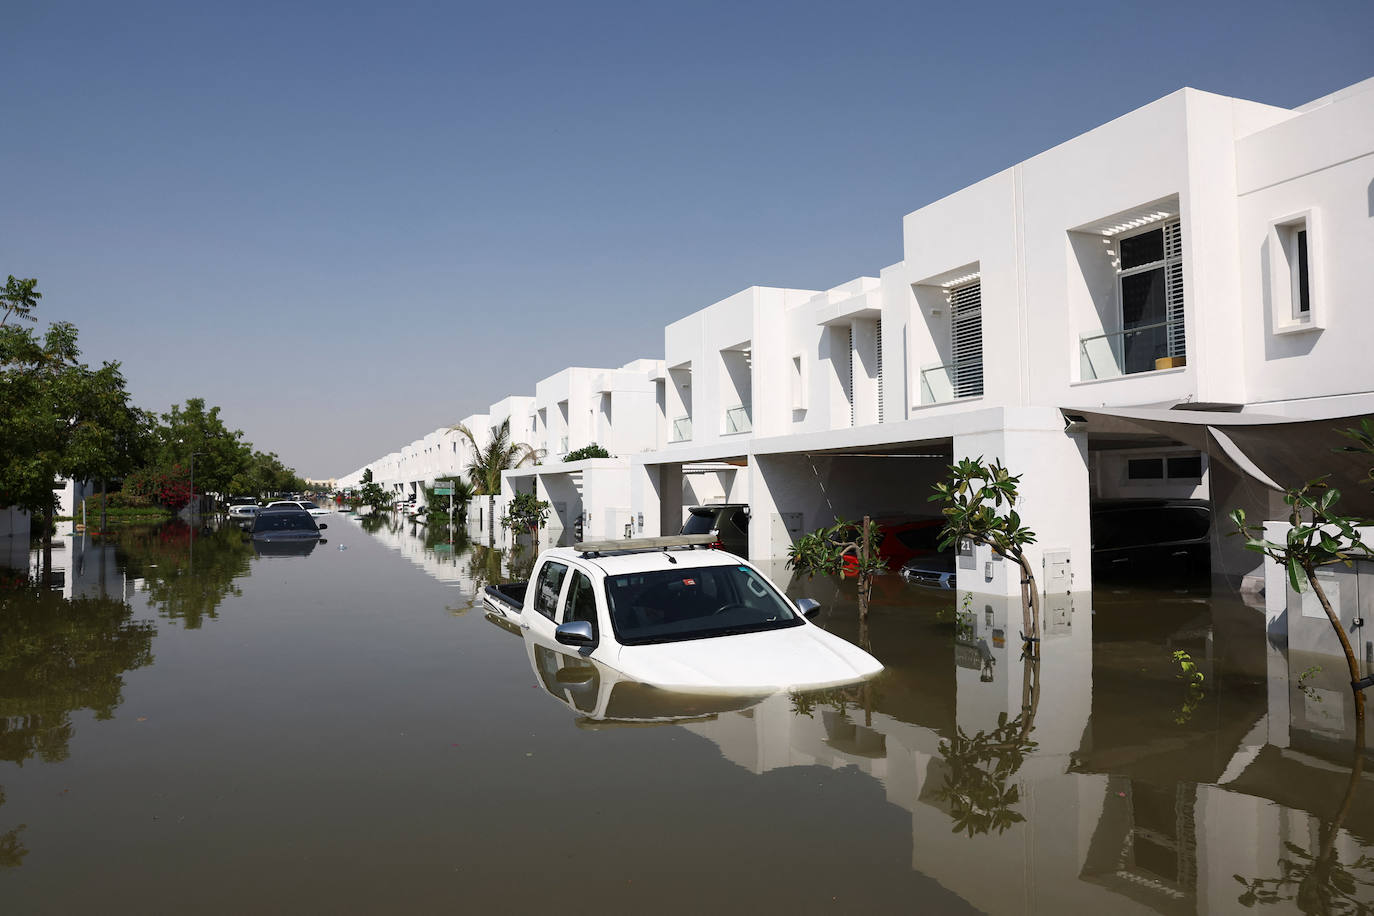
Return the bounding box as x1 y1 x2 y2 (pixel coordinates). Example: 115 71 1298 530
513 566 1374 915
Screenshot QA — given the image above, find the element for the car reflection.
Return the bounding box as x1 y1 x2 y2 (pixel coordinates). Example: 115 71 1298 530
252 538 324 559
491 614 772 726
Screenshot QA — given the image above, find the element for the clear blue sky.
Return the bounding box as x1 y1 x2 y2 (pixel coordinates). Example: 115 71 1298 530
6 0 1372 477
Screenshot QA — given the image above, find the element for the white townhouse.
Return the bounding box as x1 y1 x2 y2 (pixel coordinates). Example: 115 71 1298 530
629 77 1374 600
501 359 663 541
338 75 1374 605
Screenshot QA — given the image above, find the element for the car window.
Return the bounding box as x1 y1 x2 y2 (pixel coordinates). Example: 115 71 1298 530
253 512 316 532
560 570 599 636
603 564 800 645
533 561 569 620
729 510 749 533
301 502 319 510
681 509 717 535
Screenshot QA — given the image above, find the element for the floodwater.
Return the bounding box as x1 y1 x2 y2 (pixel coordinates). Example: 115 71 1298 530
1 516 1371 915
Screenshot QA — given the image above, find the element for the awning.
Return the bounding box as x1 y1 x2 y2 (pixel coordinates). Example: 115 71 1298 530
1062 406 1374 515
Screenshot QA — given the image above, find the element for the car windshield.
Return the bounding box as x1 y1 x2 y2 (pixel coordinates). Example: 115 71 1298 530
253 512 318 533
603 564 801 645
301 501 319 510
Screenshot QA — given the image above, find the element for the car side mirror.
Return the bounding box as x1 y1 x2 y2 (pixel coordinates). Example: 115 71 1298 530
317 523 327 530
796 598 821 619
555 620 595 646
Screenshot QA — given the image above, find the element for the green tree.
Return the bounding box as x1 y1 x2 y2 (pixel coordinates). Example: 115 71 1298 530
0 321 146 547
0 276 41 326
149 398 253 501
501 491 551 536
356 468 391 514
929 457 1041 650
1232 480 1370 722
564 443 611 462
450 418 540 542
786 517 886 626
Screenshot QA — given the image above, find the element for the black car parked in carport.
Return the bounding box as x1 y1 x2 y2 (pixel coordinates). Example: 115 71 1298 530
1091 499 1210 579
680 504 750 558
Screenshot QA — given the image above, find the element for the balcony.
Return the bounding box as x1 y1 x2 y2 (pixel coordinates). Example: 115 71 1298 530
671 416 693 443
723 404 752 435
558 436 569 454
1079 321 1185 381
919 363 983 405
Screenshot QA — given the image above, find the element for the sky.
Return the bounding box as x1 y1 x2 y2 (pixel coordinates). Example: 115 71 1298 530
5 0 1373 478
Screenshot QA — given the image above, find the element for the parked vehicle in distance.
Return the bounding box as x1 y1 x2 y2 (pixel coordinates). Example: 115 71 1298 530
266 499 331 518
483 535 882 692
899 550 957 589
227 503 262 520
680 504 750 558
1091 499 1211 579
250 506 328 542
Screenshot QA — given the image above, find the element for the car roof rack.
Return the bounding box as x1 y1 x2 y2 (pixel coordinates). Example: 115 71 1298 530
574 534 716 557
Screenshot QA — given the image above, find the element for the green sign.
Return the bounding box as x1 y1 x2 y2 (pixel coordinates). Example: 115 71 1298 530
433 487 453 496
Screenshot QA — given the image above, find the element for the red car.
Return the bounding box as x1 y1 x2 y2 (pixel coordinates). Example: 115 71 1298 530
840 517 946 575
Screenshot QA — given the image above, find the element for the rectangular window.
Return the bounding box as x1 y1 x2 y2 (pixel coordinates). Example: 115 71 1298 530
1167 455 1203 481
1127 458 1164 480
790 355 806 411
1294 227 1311 316
875 318 884 423
949 281 984 398
1116 221 1184 374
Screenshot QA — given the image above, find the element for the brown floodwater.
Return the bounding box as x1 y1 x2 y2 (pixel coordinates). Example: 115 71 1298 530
1 516 1371 914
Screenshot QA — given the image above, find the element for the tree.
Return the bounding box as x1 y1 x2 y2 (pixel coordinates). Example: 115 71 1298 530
1232 479 1370 722
786 517 886 626
450 418 540 542
424 477 473 524
0 321 146 547
356 468 391 514
501 491 551 537
0 276 41 326
148 398 252 500
929 457 1041 651
564 443 611 462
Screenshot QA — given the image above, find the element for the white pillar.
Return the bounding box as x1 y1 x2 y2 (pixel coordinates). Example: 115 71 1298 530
951 408 1091 598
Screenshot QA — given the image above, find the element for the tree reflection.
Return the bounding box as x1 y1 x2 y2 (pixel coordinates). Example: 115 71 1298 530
934 652 1040 837
112 521 253 629
1236 721 1374 914
466 543 536 589
0 584 155 868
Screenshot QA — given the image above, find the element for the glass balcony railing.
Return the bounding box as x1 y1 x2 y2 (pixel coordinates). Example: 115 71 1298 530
723 404 752 435
671 416 692 443
919 365 954 405
558 436 569 454
1079 321 1185 381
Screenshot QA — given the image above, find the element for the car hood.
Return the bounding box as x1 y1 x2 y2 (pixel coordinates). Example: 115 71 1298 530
612 624 882 692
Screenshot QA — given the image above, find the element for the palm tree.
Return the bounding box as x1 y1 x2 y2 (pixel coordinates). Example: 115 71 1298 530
451 418 540 543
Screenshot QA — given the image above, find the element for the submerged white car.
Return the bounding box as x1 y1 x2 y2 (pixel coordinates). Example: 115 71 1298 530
266 499 331 518
483 536 883 693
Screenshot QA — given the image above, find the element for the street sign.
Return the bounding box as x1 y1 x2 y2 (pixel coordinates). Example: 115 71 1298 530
433 487 453 496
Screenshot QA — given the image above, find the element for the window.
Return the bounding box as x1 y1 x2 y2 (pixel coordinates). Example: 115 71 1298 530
533 560 569 620
1116 221 1185 374
560 570 599 644
790 355 806 411
1272 214 1319 328
949 280 984 398
1126 452 1204 483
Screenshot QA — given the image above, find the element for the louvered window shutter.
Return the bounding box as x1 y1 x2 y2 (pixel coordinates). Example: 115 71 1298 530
1164 220 1186 359
876 318 884 423
847 326 855 426
949 281 984 398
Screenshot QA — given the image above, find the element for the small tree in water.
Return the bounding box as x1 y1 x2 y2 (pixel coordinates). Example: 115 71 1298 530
1232 479 1370 722
930 456 1041 650
786 517 886 626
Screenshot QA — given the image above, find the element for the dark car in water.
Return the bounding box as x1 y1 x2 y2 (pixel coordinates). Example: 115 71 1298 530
680 504 750 558
250 506 328 543
1091 499 1211 579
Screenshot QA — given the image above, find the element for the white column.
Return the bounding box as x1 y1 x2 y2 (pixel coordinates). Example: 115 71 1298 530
952 407 1091 598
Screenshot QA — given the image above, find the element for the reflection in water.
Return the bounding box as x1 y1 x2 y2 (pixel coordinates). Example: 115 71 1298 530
0 583 155 868
112 522 253 629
